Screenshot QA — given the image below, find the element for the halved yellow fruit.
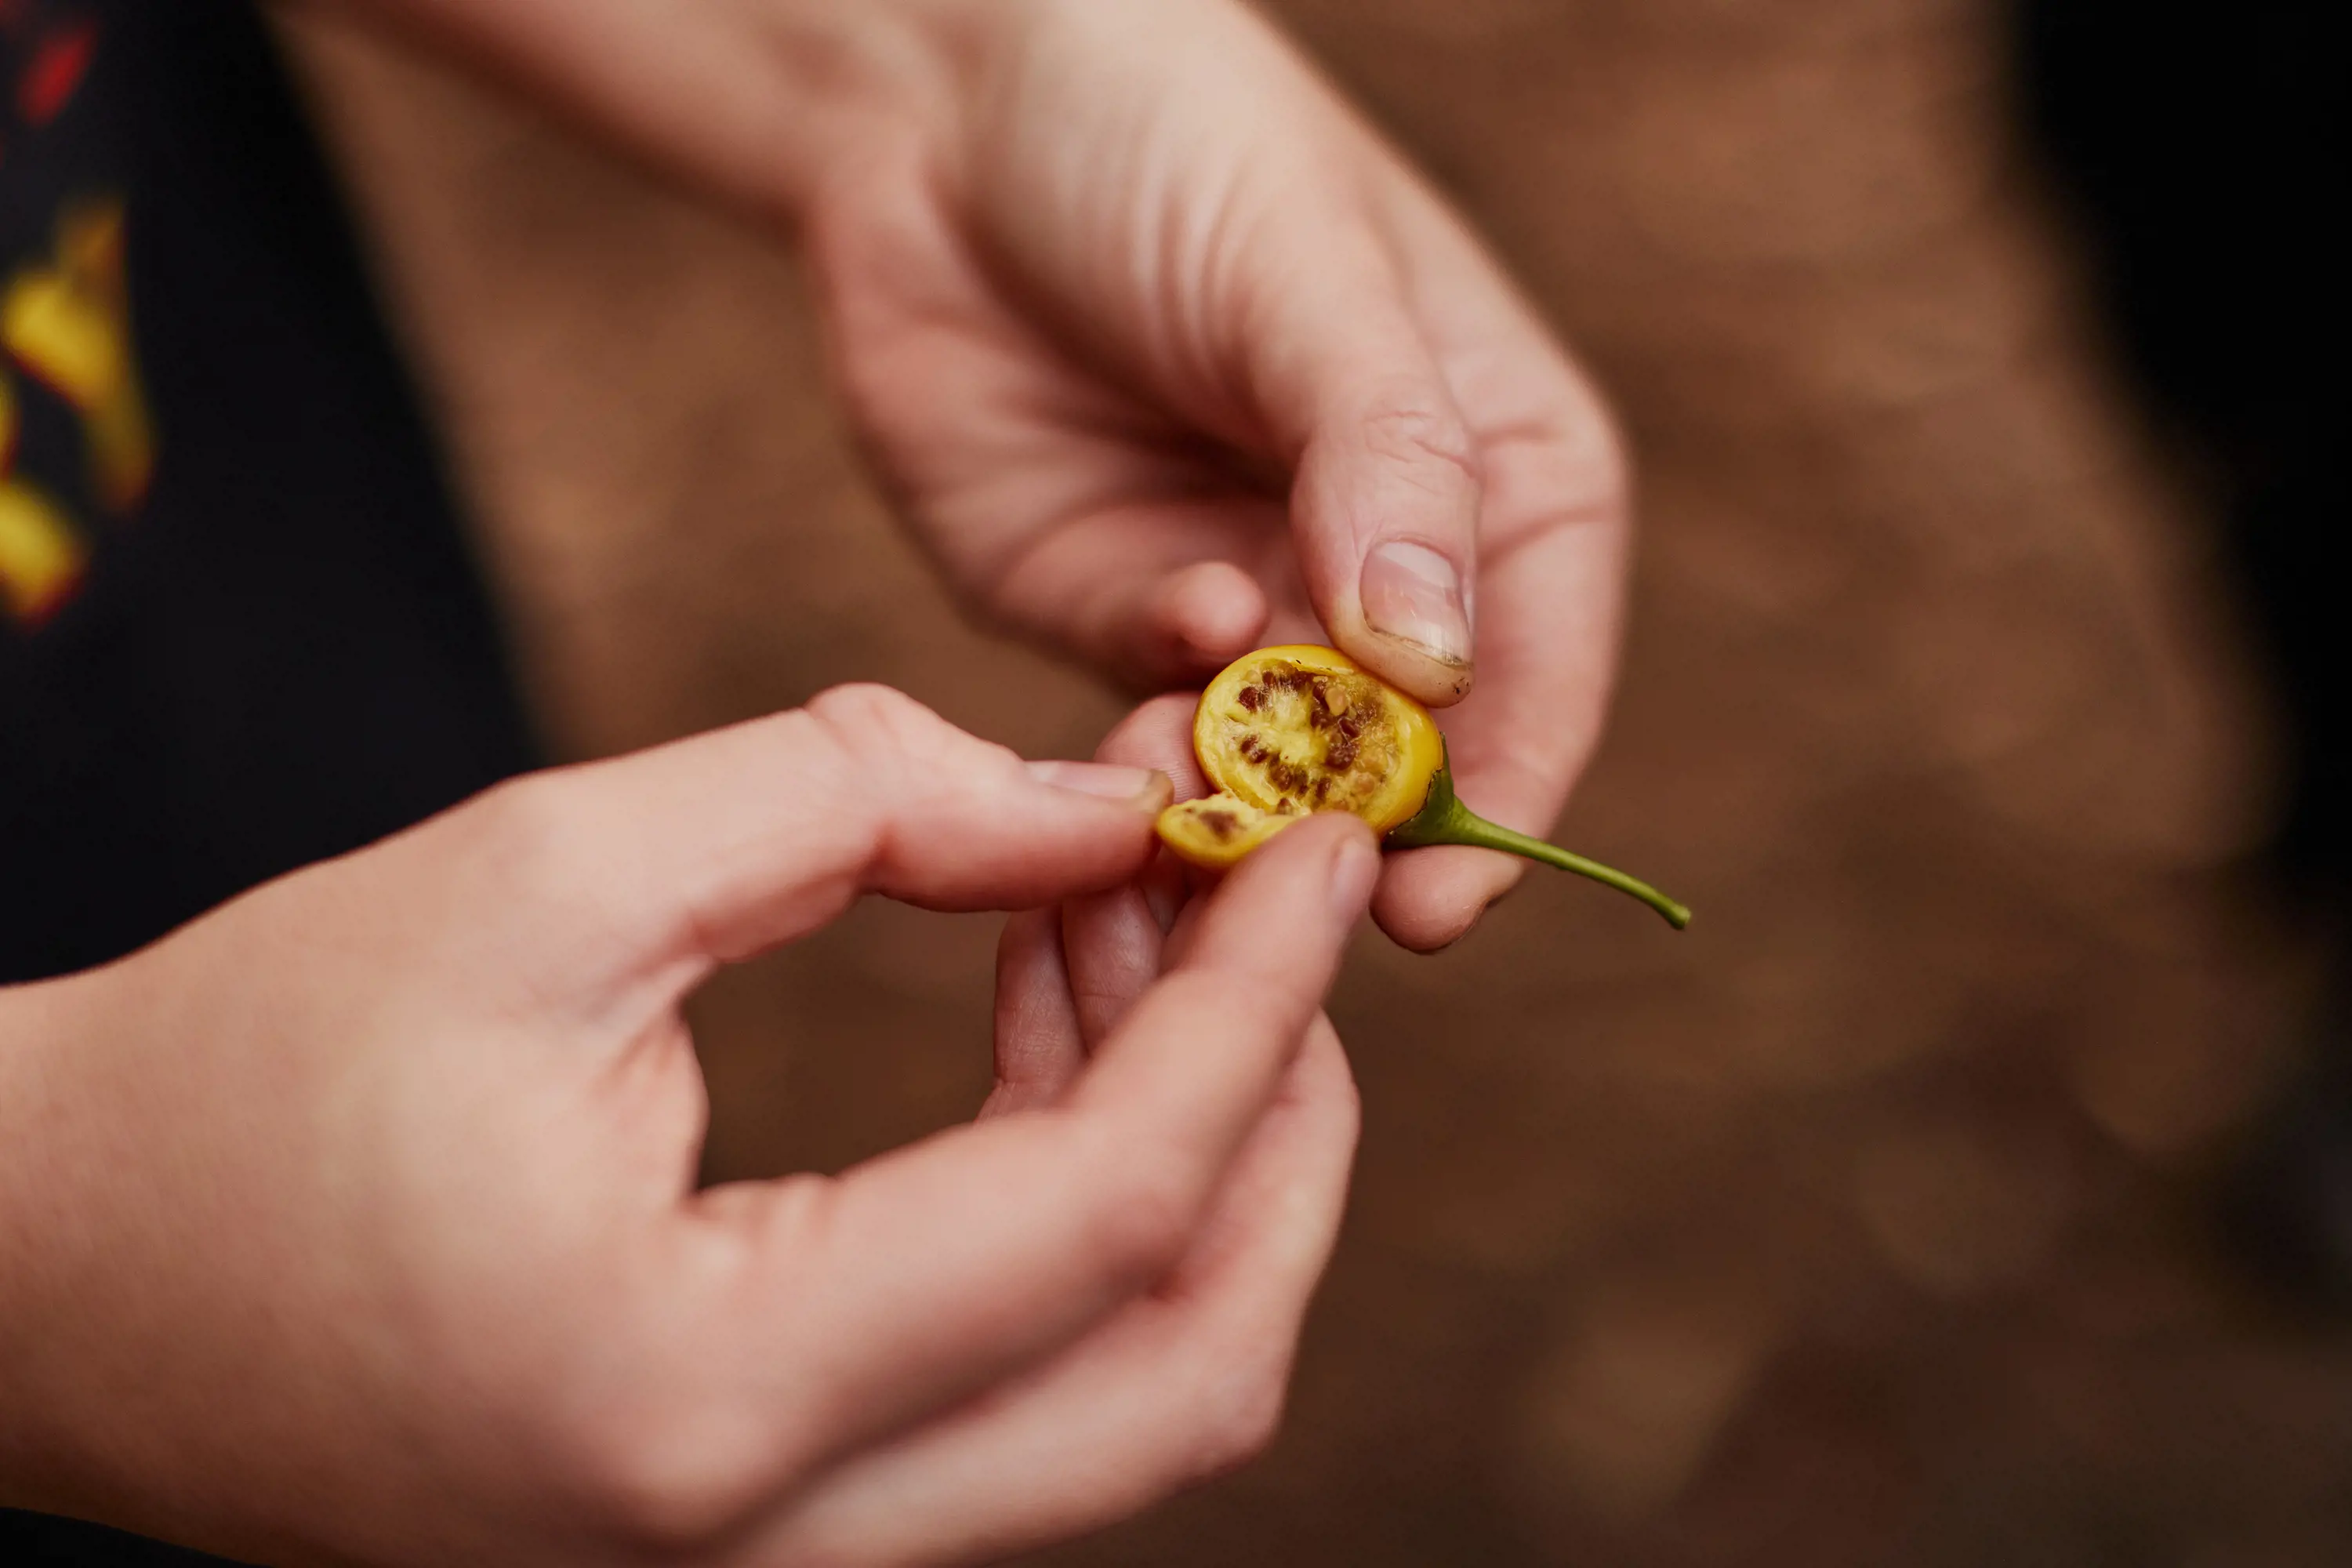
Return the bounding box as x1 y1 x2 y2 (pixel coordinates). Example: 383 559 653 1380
1158 644 1446 870
1192 644 1443 831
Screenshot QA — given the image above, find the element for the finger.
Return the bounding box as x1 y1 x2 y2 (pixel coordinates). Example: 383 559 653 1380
982 910 1086 1119
419 684 1173 1007
1094 692 1207 795
1363 175 1633 950
1093 692 1210 931
747 1020 1361 1568
992 501 1282 691
1373 521 1623 950
1059 700 1197 1049
1233 211 1482 706
810 148 1288 695
1060 888 1163 1052
683 815 1377 1481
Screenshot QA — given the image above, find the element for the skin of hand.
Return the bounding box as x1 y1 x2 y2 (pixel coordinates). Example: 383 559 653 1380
305 0 1633 952
0 684 1377 1567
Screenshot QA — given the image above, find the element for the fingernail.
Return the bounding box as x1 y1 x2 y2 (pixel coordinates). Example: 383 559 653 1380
1360 541 1472 667
1327 828 1379 918
1028 760 1172 809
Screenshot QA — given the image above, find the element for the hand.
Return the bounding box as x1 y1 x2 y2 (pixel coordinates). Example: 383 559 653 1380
319 0 1632 952
823 702 1367 1564
0 685 1377 1566
809 0 1630 949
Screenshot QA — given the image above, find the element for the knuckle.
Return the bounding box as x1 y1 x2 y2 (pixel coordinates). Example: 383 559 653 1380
564 1380 772 1558
1360 397 1482 492
1512 383 1633 528
803 683 975 791
804 682 935 748
1577 404 1634 519
459 771 599 896
1336 1065 1365 1137
1087 1149 1200 1288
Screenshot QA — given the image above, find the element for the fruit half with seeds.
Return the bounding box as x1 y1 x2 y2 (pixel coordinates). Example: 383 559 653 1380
1156 644 1690 929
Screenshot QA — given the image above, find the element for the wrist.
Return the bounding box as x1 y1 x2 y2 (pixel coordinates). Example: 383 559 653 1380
719 0 972 213
303 0 997 222
739 0 1133 210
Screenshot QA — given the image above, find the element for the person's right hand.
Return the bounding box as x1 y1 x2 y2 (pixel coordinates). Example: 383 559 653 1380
321 0 1632 953
0 685 1376 1566
804 0 1631 952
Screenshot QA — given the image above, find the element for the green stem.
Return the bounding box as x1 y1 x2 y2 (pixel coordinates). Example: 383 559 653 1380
1387 753 1690 930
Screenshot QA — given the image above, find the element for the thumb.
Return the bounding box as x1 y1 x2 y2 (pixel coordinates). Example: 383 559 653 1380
1240 216 1480 705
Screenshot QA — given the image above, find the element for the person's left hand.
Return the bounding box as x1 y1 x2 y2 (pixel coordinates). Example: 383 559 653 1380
0 687 1371 1566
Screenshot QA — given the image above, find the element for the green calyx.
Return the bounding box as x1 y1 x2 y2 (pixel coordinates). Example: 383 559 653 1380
1385 747 1691 930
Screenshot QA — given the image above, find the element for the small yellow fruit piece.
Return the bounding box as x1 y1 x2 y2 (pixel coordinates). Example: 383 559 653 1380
1154 794 1295 869
1158 644 1446 870
1194 644 1443 831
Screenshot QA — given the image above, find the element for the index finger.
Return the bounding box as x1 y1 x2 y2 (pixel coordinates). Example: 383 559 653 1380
410 683 1174 1018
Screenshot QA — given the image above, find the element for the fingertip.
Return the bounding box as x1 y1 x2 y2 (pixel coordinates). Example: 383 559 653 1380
1096 694 1209 796
1290 389 1482 707
1370 845 1523 953
1211 811 1377 936
858 736 1171 913
1324 816 1381 921
1151 561 1268 673
1350 538 1476 706
1146 814 1375 1048
1341 630 1476 709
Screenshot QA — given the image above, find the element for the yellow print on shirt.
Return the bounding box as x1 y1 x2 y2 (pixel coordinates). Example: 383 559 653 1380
0 197 156 626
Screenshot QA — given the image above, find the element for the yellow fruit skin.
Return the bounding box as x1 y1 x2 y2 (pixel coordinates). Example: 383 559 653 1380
1192 644 1443 834
1155 795 1296 869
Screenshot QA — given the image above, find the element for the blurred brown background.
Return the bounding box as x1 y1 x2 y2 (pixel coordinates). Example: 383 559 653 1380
278 2 2352 1563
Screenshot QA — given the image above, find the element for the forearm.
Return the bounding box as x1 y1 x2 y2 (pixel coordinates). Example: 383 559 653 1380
0 971 182 1540
0 975 96 1518
284 0 982 220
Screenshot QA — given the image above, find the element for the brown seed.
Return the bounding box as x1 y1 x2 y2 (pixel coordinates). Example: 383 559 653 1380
1327 739 1358 770
1238 686 1261 713
1338 716 1361 739
1203 810 1237 839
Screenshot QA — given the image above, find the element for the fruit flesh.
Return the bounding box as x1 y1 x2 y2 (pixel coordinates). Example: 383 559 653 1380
1192 644 1442 833
1156 795 1292 866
